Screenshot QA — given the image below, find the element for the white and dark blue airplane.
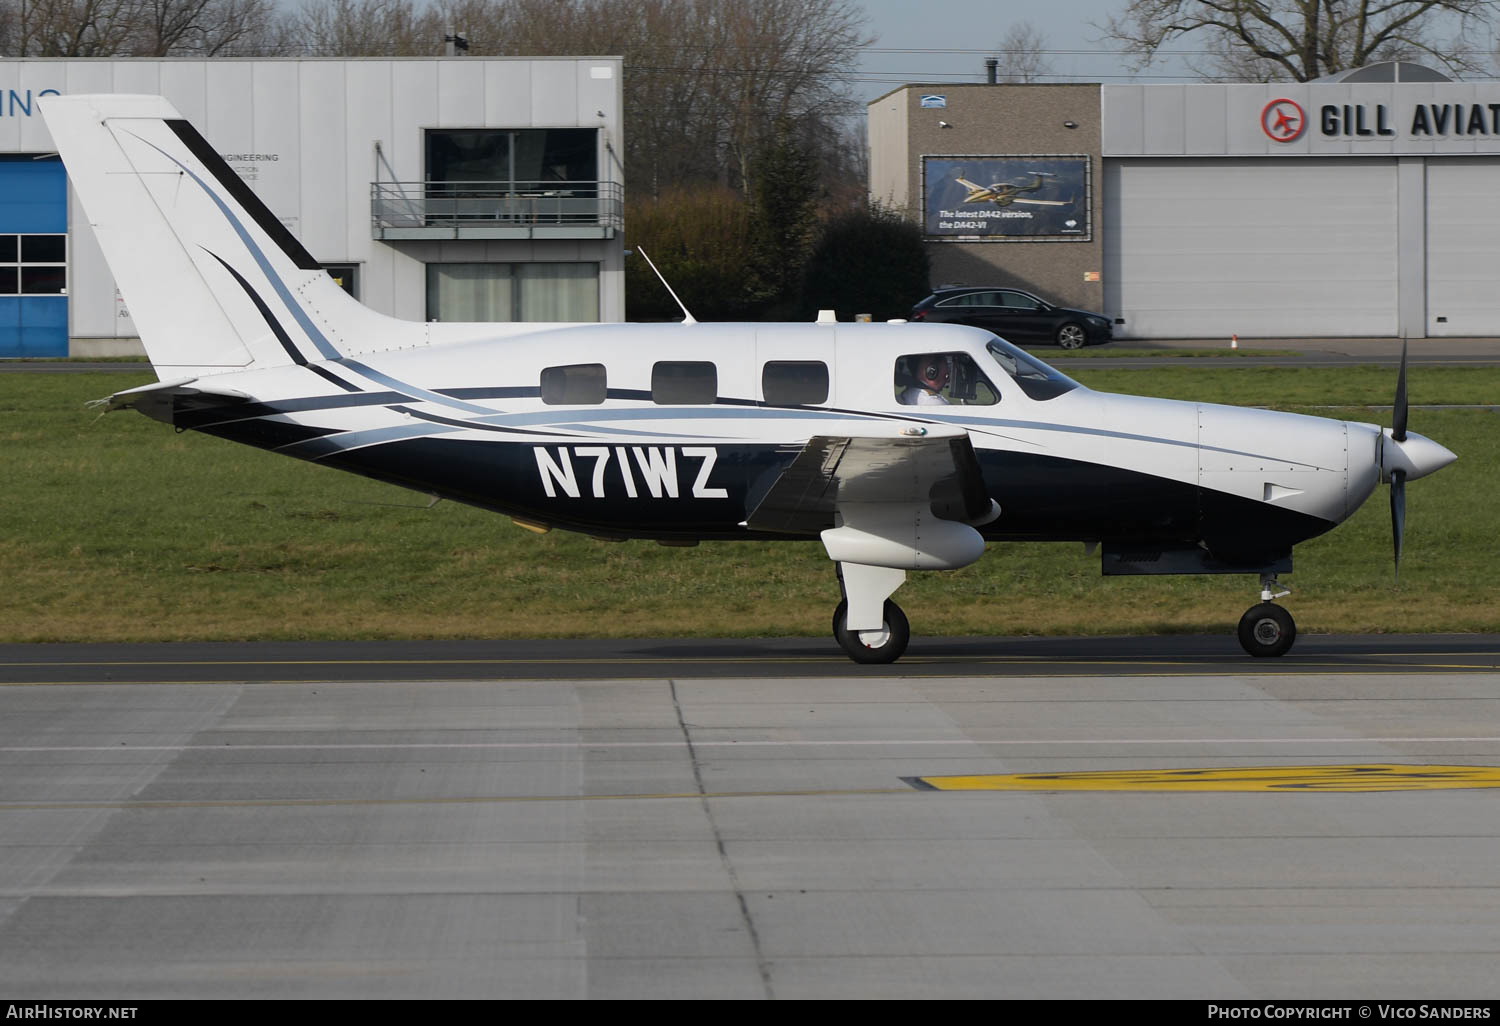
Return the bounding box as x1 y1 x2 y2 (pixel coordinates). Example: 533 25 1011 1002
41 94 1457 664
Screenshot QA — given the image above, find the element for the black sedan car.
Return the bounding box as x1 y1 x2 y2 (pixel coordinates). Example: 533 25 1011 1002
909 287 1113 349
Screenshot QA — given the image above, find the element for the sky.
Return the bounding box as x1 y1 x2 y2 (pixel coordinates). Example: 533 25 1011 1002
848 0 1199 104
847 0 1494 100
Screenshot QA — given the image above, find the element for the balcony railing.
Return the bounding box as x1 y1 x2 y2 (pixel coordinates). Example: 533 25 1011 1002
371 180 623 240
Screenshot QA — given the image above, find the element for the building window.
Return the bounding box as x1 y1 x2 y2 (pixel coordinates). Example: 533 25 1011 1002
762 361 829 405
420 130 602 227
425 262 599 322
323 264 358 298
426 129 598 192
518 264 598 321
0 234 66 295
651 362 717 405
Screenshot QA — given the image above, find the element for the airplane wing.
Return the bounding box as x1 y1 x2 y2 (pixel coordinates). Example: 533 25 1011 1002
745 426 995 535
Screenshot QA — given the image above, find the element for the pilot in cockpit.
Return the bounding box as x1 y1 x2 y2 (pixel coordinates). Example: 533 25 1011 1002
898 354 952 406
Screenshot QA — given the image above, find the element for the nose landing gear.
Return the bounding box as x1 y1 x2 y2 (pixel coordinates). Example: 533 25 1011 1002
1238 574 1296 658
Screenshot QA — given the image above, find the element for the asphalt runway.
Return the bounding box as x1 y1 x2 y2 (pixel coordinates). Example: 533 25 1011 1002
2 634 1498 683
3 636 1500 999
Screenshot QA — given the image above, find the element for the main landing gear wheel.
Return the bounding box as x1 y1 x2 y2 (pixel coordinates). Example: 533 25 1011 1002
832 598 910 665
1238 602 1296 658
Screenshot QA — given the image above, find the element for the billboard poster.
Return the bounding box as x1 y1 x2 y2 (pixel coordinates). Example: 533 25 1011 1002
923 155 1090 240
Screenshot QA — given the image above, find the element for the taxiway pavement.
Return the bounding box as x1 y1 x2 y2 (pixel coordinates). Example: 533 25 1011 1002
2 637 1499 999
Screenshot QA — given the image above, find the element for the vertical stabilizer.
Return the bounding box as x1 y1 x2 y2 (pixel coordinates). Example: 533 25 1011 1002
41 94 414 379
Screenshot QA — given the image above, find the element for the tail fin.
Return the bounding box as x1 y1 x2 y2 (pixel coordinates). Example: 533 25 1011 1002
41 94 415 378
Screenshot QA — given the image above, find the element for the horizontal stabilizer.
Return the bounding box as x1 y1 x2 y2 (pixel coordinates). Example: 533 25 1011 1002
92 376 253 424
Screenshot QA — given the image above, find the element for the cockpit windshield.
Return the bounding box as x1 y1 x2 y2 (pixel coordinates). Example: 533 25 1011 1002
984 336 1081 401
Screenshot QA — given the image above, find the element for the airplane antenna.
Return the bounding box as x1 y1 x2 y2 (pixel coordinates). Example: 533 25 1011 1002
634 246 697 325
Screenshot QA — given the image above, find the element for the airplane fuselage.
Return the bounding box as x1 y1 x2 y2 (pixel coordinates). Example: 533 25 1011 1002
152 321 1382 567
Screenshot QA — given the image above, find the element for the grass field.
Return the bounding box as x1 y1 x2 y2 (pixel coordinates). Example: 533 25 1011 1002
2 365 1496 643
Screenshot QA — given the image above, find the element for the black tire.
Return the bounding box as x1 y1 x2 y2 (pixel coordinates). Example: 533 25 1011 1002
832 598 911 665
1238 602 1296 658
1055 322 1087 349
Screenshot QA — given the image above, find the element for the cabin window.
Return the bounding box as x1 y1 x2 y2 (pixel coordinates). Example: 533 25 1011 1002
984 338 1079 401
894 352 1000 406
651 361 717 405
762 361 828 406
541 363 607 405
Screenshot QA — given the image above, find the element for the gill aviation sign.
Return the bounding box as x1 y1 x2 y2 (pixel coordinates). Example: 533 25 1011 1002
1104 84 1500 156
1266 98 1500 142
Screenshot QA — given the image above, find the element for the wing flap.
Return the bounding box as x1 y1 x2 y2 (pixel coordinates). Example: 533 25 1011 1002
745 426 993 534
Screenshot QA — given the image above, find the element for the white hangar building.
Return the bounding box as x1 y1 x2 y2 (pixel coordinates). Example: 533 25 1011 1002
869 63 1500 339
0 57 625 358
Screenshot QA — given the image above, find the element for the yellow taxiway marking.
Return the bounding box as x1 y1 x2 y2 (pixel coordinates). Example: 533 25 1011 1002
908 764 1500 793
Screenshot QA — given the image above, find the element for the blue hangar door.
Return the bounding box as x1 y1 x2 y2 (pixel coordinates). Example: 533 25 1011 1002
0 156 68 358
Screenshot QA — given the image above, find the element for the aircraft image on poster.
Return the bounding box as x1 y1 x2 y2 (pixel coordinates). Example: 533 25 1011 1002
41 95 1456 664
924 156 1088 239
954 171 1067 207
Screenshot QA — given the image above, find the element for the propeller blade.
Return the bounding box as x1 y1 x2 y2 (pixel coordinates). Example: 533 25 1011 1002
1392 339 1409 443
1390 468 1406 581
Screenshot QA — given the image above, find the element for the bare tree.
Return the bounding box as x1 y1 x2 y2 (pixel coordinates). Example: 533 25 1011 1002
1 0 287 55
0 1 16 52
708 0 871 190
994 20 1054 83
1100 0 1495 81
6 0 141 55
410 0 872 194
131 0 282 56
294 0 443 56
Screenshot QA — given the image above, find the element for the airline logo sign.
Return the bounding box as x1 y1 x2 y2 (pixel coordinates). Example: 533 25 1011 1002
534 445 727 500
1261 99 1306 142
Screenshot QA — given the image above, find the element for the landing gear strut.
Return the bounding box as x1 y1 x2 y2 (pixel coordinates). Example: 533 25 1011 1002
1238 574 1296 658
